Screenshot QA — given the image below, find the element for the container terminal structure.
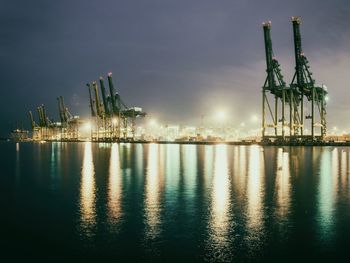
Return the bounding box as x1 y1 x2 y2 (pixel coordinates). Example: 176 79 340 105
262 17 328 144
87 72 146 141
27 72 146 142
28 97 82 141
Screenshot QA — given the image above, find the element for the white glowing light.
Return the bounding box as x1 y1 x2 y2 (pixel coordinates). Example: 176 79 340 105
251 115 258 122
283 126 290 133
216 111 226 120
112 118 118 125
325 96 329 102
83 122 92 132
149 119 157 126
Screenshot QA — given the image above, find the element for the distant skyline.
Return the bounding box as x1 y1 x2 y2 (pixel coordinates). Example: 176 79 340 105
1 0 350 136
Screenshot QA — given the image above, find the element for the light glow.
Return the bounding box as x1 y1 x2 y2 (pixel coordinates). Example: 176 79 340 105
83 121 92 132
216 110 226 120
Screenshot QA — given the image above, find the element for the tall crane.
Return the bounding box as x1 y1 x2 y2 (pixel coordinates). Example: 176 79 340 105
92 81 104 118
262 21 287 139
28 111 36 129
57 96 66 124
290 16 327 139
87 72 146 141
87 83 96 117
99 77 110 116
107 72 119 115
57 96 73 126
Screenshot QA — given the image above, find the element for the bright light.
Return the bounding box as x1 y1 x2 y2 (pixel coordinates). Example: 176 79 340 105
112 118 118 125
83 121 92 132
251 115 258 122
333 126 337 131
149 119 157 126
216 111 226 120
240 122 246 127
325 96 329 102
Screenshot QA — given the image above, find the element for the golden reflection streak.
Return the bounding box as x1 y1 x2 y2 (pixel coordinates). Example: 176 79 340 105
80 142 96 236
145 143 161 239
210 145 231 245
247 145 264 231
108 143 122 224
275 148 291 219
232 146 247 200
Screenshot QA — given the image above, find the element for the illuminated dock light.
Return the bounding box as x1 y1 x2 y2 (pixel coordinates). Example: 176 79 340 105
216 111 226 120
83 121 92 132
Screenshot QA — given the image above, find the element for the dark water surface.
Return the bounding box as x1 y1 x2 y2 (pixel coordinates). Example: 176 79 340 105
2 142 350 261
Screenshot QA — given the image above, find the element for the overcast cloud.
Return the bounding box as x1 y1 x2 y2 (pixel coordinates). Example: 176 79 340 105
1 0 350 136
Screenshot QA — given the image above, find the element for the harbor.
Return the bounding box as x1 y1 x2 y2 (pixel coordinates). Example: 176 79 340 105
2 0 350 261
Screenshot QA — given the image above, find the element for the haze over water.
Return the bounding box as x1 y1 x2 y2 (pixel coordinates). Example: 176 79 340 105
2 142 350 261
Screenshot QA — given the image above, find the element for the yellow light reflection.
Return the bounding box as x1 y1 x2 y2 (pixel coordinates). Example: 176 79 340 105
145 143 161 239
210 145 231 244
108 143 122 225
247 145 264 231
80 142 96 237
275 148 291 219
233 146 247 198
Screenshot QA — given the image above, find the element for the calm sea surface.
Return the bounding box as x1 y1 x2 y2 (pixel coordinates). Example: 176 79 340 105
1 142 350 261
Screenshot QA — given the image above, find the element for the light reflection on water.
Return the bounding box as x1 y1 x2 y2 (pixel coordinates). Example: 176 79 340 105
275 148 291 220
15 143 20 182
317 148 338 242
43 143 350 260
165 144 180 198
246 145 264 234
144 143 162 240
108 143 122 228
79 142 96 238
208 145 232 261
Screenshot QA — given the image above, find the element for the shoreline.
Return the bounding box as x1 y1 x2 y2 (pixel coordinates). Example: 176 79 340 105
6 139 350 147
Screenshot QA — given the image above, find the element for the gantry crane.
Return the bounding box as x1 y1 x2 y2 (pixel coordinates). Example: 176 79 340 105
290 17 327 140
87 72 146 141
262 21 287 140
261 17 328 143
57 96 79 140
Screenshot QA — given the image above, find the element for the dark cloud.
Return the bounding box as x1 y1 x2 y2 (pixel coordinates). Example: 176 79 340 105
1 0 350 136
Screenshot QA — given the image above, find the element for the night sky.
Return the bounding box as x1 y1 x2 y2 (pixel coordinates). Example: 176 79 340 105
1 0 350 137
